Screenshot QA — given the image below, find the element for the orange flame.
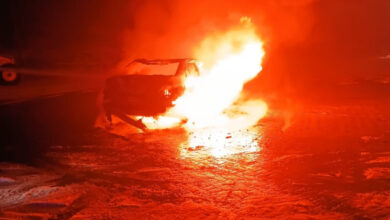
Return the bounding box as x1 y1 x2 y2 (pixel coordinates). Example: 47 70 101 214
143 18 267 157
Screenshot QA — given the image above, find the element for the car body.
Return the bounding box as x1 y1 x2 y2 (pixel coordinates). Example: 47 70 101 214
0 55 20 85
103 58 200 129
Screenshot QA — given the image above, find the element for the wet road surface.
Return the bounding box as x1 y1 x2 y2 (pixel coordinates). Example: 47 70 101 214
0 99 389 219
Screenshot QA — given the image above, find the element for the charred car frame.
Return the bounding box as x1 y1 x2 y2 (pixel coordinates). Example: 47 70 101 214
103 58 199 130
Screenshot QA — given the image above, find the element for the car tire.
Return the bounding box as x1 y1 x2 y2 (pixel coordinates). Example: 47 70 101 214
0 64 20 85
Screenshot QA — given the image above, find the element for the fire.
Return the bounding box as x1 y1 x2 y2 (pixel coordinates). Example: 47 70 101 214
143 18 267 157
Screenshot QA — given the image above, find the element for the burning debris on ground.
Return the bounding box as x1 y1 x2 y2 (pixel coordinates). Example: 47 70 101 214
0 0 390 219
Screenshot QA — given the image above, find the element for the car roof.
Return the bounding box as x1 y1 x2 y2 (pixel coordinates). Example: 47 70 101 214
127 58 197 66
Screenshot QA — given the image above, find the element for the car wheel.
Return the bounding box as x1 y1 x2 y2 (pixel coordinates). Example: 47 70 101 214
0 64 20 85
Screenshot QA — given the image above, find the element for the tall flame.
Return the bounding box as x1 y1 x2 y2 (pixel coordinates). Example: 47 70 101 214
143 18 267 157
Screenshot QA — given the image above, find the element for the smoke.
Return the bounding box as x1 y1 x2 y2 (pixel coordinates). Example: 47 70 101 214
8 0 387 83
6 0 318 75
120 0 317 70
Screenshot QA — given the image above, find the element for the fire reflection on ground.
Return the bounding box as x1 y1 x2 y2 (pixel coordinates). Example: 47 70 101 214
181 128 261 159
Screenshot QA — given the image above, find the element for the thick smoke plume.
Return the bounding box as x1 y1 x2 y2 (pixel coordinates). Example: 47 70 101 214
120 0 317 70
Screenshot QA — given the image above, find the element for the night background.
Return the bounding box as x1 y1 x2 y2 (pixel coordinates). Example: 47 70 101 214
0 0 389 219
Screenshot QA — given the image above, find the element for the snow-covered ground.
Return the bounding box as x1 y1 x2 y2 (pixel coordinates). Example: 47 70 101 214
0 102 389 219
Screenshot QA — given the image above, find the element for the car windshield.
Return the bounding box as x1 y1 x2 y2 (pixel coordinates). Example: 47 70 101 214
127 61 179 76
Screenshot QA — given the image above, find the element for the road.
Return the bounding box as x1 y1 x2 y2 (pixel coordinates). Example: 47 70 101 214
0 94 389 219
0 68 104 104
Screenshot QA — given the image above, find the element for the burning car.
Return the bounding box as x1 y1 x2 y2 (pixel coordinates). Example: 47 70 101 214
103 59 200 130
0 55 20 85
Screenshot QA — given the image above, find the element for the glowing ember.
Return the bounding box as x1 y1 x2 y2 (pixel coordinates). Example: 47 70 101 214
142 17 267 157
